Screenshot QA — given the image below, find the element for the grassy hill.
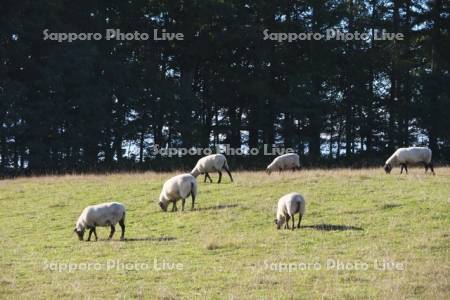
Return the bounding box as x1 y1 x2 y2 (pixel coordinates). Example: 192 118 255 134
0 168 449 299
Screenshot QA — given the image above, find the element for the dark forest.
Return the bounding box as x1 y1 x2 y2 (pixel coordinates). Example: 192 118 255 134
1 0 449 175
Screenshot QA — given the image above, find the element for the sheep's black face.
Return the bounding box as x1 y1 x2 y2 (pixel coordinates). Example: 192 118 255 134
159 201 167 212
266 169 271 175
274 219 281 230
384 164 392 174
74 228 84 241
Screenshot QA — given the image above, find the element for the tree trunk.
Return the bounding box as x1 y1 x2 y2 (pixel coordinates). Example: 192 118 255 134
428 0 442 154
388 0 401 151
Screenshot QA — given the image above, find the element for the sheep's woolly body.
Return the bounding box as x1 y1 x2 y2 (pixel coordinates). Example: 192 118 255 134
159 173 197 208
276 193 306 229
385 147 432 166
267 153 300 173
191 154 233 183
76 202 125 231
191 154 229 177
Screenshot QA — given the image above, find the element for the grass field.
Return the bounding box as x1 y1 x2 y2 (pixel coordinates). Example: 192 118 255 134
0 168 449 299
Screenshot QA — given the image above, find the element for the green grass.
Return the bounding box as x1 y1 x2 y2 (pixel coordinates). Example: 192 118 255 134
0 168 449 299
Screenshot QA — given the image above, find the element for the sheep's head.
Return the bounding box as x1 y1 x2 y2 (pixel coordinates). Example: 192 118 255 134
384 163 392 174
159 201 168 212
274 218 284 230
190 169 200 178
74 228 85 241
266 168 272 175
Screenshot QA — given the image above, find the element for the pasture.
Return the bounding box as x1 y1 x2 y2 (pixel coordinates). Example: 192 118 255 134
0 168 449 299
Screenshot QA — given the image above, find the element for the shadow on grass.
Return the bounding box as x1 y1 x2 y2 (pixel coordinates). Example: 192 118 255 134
195 204 238 211
124 236 177 242
301 223 363 231
381 203 401 209
147 204 238 214
200 181 234 185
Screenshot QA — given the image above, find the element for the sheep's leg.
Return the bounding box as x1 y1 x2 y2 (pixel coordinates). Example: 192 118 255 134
205 173 213 183
204 174 207 183
93 227 98 241
298 214 302 229
430 163 435 175
119 219 125 241
218 171 222 183
87 228 93 241
224 166 233 182
181 198 186 211
172 201 178 212
191 192 196 210
285 216 290 229
400 164 404 174
291 215 295 230
404 164 408 174
108 225 115 240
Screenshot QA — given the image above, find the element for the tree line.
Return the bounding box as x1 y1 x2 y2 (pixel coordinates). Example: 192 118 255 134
0 0 449 175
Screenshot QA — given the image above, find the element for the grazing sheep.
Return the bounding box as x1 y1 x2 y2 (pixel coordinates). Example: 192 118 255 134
74 202 125 241
274 192 306 230
159 173 197 212
266 153 300 175
384 147 435 175
191 154 233 183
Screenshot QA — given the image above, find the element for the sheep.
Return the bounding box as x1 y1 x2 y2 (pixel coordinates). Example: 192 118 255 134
274 192 306 230
266 153 300 175
74 202 125 241
384 147 435 175
159 173 198 212
191 154 233 183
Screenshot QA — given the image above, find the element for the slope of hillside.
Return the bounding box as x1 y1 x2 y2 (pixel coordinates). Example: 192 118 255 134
0 168 449 299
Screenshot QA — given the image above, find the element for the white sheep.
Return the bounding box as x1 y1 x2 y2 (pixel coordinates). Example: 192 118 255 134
159 173 198 212
384 147 435 175
191 154 233 183
266 153 300 175
74 202 125 241
274 192 306 230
